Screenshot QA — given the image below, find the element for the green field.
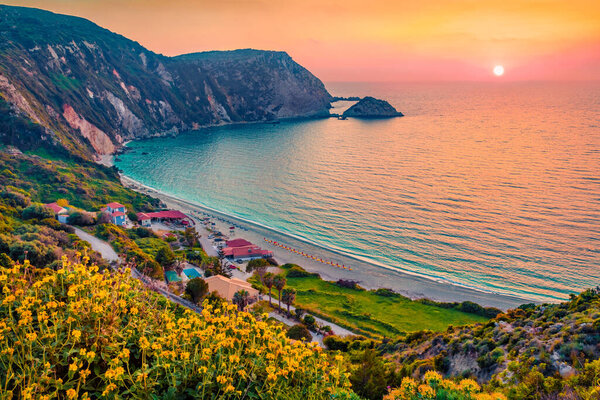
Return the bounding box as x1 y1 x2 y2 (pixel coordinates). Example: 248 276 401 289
274 268 488 338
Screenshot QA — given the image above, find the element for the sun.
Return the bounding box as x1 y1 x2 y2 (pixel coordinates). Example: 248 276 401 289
493 65 504 77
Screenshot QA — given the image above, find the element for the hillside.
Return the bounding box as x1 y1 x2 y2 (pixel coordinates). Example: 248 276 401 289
0 259 355 399
0 5 332 159
326 289 600 399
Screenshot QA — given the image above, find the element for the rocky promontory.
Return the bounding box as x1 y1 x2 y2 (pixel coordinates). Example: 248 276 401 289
342 97 403 118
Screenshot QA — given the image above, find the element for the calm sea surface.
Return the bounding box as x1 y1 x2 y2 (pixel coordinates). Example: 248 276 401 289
116 82 600 302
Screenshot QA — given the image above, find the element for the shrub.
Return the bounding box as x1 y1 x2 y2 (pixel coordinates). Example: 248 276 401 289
0 258 354 399
68 211 96 226
384 371 507 400
287 265 316 278
303 315 316 327
336 279 364 291
21 203 54 220
324 335 350 352
373 288 399 297
287 324 313 342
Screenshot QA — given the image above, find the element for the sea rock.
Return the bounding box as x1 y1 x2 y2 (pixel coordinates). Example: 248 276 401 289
342 96 403 118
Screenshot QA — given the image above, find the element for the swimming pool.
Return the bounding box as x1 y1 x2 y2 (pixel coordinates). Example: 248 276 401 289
165 271 181 283
184 268 202 279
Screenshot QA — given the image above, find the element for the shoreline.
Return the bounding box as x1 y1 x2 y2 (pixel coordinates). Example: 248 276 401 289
120 174 536 311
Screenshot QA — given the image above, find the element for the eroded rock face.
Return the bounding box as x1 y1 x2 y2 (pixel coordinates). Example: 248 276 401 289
342 97 403 118
0 5 332 157
62 105 116 155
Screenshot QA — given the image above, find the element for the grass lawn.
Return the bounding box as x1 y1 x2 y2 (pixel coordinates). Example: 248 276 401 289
277 271 488 338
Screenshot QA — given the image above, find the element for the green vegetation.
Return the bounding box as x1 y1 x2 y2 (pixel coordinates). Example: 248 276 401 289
0 151 159 211
265 264 488 338
0 259 354 399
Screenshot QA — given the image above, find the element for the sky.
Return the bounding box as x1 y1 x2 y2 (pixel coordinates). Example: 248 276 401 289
4 0 600 82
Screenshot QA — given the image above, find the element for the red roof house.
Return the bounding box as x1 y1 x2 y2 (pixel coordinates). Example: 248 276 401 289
225 238 253 248
222 245 273 260
44 202 67 215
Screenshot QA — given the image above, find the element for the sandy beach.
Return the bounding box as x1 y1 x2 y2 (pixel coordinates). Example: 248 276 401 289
121 174 536 310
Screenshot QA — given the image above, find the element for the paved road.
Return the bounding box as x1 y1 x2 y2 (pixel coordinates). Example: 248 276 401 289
73 227 118 262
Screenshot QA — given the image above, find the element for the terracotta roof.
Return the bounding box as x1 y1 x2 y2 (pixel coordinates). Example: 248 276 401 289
204 275 259 301
107 202 125 209
226 238 253 248
222 245 273 258
111 211 126 217
142 210 190 219
137 212 151 220
44 202 66 214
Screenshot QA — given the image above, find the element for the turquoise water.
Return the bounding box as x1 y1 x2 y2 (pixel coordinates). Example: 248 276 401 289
116 82 600 303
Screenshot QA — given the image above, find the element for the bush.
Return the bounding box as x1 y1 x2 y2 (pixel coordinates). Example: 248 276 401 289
336 279 364 291
373 288 399 297
68 211 96 226
303 315 316 327
0 259 353 399
21 203 54 220
287 324 313 342
287 265 316 278
324 335 350 352
384 371 507 400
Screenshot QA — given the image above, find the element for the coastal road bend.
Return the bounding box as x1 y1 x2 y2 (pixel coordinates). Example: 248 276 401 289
73 227 118 262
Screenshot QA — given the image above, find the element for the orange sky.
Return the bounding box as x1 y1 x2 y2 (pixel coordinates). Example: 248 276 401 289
5 0 600 81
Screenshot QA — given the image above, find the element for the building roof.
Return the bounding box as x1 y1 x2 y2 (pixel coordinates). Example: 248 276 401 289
137 212 151 220
143 210 190 220
111 211 126 217
107 202 126 209
222 245 273 258
44 202 66 214
226 238 254 248
204 275 259 301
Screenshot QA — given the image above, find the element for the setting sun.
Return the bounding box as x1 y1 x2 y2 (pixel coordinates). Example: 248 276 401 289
493 65 505 76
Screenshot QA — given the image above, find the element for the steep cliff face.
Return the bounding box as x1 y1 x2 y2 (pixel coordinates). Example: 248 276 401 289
0 5 332 158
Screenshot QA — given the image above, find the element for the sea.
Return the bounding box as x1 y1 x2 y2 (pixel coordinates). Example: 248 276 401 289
115 81 600 303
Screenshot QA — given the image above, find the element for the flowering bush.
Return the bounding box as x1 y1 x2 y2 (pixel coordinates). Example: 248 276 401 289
0 256 353 399
384 371 506 400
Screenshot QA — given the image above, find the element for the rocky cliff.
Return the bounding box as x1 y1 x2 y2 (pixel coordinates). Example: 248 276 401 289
342 96 403 118
0 5 332 159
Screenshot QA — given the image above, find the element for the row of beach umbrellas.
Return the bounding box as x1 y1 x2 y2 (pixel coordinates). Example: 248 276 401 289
263 238 353 271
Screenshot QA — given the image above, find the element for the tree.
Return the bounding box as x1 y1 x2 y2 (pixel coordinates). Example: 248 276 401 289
349 349 390 400
232 289 250 311
273 274 287 311
247 258 268 274
262 272 275 306
185 277 209 304
287 324 312 342
155 246 176 267
182 227 199 247
281 288 296 316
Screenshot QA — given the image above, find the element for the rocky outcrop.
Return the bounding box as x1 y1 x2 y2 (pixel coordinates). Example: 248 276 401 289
62 105 116 155
342 97 403 118
0 5 332 158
